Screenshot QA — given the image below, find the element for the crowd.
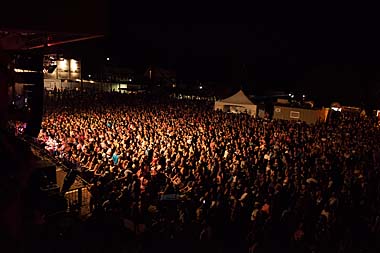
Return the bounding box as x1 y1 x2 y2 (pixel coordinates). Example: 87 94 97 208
35 91 380 253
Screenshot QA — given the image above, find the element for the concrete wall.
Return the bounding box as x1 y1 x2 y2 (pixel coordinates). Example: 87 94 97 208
44 79 61 90
44 79 145 93
44 79 82 90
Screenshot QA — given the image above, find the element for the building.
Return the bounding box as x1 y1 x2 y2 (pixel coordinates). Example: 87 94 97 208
103 66 146 93
43 54 82 90
144 66 176 88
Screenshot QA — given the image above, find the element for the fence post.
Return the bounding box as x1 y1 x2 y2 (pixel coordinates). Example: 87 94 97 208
78 188 82 213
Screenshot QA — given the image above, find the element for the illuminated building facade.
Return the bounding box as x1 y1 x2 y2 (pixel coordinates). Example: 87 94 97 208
43 54 82 90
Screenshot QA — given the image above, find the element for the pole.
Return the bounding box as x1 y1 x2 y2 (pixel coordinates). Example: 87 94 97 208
0 52 10 132
80 58 83 93
78 188 82 214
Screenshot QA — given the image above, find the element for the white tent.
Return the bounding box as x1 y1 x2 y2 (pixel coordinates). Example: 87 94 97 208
214 90 257 117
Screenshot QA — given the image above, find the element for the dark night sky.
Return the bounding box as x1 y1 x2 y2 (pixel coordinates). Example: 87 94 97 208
3 1 380 105
102 3 380 106
103 19 379 105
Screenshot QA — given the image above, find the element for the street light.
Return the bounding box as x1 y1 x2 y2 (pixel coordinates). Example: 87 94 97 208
106 57 110 61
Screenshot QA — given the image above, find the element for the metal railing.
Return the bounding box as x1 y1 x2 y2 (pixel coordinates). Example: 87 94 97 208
64 187 91 217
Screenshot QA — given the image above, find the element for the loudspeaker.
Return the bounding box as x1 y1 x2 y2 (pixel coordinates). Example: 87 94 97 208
40 183 60 196
24 79 44 137
47 65 57 73
30 160 57 187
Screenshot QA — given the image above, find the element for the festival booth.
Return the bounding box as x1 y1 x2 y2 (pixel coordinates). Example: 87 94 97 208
214 90 257 117
273 105 329 124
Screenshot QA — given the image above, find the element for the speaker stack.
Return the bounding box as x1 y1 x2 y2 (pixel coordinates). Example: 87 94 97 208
12 52 44 137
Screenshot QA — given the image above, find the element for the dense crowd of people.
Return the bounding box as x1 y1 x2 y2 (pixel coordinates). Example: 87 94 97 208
35 91 380 253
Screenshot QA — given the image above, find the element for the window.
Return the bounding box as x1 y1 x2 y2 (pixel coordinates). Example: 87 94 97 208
290 111 300 119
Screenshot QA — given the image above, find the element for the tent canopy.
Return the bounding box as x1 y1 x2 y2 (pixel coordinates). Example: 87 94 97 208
214 90 257 116
218 90 254 105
